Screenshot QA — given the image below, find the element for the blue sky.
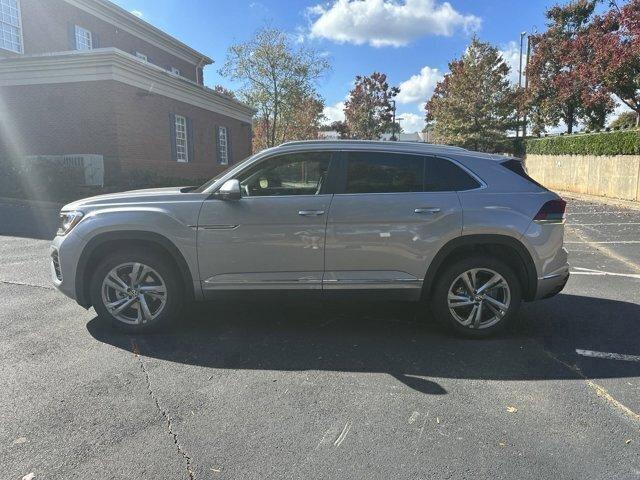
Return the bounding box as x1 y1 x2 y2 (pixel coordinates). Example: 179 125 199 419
112 0 561 132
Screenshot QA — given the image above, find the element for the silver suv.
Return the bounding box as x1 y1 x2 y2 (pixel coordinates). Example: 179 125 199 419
51 141 569 337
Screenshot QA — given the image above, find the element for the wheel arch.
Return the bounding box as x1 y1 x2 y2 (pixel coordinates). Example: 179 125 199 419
75 231 195 308
423 234 538 301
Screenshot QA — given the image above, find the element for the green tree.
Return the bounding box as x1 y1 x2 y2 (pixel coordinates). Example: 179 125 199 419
526 0 614 134
609 111 639 129
220 28 330 150
344 72 400 139
425 37 518 152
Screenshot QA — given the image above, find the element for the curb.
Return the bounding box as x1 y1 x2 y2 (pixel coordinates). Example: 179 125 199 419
558 190 640 212
0 196 63 210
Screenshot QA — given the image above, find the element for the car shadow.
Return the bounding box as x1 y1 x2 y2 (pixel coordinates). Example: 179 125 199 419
86 293 640 394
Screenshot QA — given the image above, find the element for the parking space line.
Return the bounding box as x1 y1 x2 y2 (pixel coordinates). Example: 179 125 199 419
566 226 640 274
564 240 640 244
570 267 640 280
541 348 640 423
569 222 640 226
576 349 640 363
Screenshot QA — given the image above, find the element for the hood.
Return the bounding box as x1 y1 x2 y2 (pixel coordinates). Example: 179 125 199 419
62 187 201 211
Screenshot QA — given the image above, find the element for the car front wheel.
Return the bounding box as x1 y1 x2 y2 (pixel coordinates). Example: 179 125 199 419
431 256 522 337
90 249 182 333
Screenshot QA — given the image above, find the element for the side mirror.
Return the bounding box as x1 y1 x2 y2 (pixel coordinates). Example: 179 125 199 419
215 179 241 201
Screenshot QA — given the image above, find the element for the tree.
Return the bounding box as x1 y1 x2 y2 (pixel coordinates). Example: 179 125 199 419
344 72 399 139
212 85 237 99
581 0 640 127
425 37 518 152
220 28 330 150
609 111 639 129
526 0 614 134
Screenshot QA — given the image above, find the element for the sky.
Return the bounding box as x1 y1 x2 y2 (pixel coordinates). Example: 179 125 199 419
112 0 623 133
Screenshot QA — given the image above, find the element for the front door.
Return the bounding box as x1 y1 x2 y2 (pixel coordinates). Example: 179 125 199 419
197 151 334 294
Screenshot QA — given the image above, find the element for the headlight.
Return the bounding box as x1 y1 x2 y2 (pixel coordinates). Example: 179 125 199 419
58 210 84 235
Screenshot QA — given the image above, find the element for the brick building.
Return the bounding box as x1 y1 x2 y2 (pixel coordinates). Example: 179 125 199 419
0 0 254 184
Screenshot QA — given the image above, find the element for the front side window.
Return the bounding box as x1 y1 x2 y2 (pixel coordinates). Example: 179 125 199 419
217 126 228 165
75 25 92 50
174 115 188 162
0 0 22 53
345 152 424 194
238 152 331 197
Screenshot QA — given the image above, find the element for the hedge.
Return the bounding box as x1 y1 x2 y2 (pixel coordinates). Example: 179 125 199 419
525 129 640 156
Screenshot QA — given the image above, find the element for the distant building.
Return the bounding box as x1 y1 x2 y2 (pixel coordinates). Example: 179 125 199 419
380 132 424 142
0 0 254 184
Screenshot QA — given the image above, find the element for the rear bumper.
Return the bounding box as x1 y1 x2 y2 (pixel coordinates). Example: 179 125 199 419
534 263 570 299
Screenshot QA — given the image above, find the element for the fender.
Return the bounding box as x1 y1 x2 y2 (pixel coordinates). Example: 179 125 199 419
423 234 538 301
74 230 196 308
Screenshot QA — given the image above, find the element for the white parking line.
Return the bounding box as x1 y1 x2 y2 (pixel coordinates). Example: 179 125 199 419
569 222 640 226
565 240 640 244
576 349 640 363
570 267 640 279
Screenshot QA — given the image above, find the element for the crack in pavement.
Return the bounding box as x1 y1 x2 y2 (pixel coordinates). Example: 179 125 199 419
0 280 55 290
131 339 196 480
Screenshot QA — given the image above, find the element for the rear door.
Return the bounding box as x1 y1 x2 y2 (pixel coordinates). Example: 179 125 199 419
323 151 473 292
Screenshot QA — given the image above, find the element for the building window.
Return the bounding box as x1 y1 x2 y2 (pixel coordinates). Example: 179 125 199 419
135 51 148 62
0 0 23 53
175 115 188 162
217 126 228 165
169 66 181 76
74 25 92 50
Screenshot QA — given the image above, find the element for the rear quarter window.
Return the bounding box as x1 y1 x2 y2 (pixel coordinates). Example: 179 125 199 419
501 159 547 190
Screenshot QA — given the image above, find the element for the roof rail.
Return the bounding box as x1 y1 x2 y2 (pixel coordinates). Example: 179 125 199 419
279 139 467 151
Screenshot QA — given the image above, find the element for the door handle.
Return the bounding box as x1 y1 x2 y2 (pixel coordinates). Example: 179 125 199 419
414 207 441 214
298 210 325 216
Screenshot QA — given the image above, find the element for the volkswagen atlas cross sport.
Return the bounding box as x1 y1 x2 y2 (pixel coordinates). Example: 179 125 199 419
51 140 569 337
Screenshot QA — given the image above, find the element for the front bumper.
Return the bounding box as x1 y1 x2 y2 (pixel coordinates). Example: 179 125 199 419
50 232 85 303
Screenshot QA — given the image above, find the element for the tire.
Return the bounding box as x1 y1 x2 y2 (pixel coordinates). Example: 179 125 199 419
90 248 183 333
430 256 522 338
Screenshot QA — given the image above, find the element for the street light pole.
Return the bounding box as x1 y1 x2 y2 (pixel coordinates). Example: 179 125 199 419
391 99 397 141
516 31 526 139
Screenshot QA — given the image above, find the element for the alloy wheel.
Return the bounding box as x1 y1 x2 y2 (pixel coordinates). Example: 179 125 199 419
447 268 511 329
101 262 167 325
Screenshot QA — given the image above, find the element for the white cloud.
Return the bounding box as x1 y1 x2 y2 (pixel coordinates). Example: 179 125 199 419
307 0 481 47
130 10 143 18
396 66 443 104
398 112 425 133
323 101 346 123
498 41 525 85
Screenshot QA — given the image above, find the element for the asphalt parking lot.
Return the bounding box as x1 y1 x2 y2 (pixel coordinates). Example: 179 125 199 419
1 194 639 480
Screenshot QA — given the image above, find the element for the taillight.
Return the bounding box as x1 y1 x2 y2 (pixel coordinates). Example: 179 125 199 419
534 199 567 223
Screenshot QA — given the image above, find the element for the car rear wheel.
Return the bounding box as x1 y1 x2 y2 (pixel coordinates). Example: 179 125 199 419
431 256 522 337
90 249 182 333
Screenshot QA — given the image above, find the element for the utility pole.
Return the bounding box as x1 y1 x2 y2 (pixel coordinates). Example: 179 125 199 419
390 100 397 141
522 34 532 138
516 31 526 139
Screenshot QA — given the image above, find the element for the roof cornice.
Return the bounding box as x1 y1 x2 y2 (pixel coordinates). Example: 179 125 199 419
61 0 213 66
0 49 254 122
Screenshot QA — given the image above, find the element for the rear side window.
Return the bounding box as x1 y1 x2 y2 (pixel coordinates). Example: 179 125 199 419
345 152 424 194
501 159 546 189
425 156 480 191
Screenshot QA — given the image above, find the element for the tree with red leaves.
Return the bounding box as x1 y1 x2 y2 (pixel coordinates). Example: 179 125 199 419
344 72 400 139
527 0 614 134
581 0 640 126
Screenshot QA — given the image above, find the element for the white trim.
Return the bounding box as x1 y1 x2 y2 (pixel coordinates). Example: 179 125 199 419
0 48 255 122
134 51 147 62
174 114 188 162
218 126 228 165
61 0 212 66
